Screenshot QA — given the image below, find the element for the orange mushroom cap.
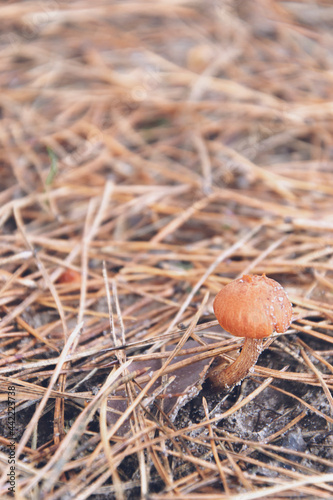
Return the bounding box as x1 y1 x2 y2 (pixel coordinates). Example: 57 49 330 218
58 268 81 284
213 274 292 339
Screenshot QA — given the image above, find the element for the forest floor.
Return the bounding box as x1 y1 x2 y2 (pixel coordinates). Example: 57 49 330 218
0 1 333 499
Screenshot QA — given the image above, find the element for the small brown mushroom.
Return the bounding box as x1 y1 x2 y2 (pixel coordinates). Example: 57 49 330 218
208 274 292 391
58 268 81 284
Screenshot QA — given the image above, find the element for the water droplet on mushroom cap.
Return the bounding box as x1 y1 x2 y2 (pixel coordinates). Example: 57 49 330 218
213 274 292 339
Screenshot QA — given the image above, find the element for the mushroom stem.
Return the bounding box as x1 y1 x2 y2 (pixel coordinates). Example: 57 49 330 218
208 338 263 390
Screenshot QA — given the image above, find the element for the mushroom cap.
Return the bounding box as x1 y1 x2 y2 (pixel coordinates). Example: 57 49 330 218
213 274 292 339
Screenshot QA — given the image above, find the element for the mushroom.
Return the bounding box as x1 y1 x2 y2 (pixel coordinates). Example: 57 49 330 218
208 274 292 391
